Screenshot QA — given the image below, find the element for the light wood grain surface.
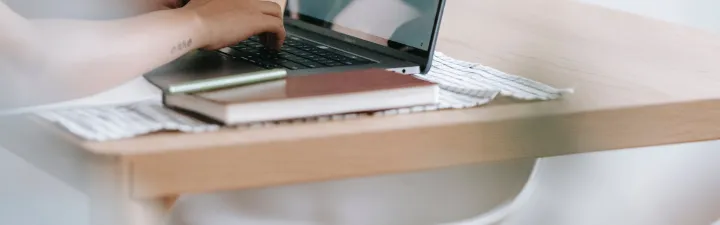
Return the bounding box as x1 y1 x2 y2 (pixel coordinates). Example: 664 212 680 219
45 0 720 197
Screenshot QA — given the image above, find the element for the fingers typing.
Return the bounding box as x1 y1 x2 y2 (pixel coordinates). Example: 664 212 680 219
258 14 286 49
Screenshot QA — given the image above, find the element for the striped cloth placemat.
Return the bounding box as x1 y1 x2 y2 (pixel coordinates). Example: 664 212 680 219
36 52 573 141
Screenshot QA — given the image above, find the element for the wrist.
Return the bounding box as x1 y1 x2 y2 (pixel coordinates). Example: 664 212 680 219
174 7 208 49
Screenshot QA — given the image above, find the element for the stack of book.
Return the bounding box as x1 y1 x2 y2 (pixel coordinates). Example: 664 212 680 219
163 69 439 125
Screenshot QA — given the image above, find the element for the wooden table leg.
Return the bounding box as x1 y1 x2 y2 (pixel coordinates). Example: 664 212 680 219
119 159 171 225
163 196 180 211
123 198 167 225
0 116 181 225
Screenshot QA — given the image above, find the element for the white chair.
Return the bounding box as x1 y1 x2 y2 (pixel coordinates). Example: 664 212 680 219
168 159 538 225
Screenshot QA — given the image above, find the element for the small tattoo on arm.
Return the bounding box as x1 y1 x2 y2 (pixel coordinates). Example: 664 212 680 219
171 38 193 54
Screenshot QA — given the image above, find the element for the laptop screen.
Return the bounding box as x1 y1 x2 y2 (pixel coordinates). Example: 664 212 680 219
285 0 443 60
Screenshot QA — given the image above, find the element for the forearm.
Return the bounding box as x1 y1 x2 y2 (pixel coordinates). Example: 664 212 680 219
2 0 287 111
3 9 205 109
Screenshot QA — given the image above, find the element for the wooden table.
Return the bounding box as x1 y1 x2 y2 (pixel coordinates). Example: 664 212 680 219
4 0 720 224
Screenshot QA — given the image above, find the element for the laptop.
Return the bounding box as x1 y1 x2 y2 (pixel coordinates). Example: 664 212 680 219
144 0 447 94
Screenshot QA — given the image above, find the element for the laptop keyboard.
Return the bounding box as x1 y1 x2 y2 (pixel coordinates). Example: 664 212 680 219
218 35 375 70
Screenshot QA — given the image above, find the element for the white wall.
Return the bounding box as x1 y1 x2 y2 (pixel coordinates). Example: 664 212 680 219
0 147 90 225
577 0 720 33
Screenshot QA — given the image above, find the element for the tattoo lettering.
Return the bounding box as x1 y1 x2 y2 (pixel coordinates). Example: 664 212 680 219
171 38 193 54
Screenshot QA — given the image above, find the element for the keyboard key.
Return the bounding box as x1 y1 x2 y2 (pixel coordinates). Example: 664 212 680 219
243 48 260 54
219 47 251 58
282 46 298 52
303 62 322 68
258 61 282 69
277 52 293 59
278 60 307 70
288 49 310 57
316 58 337 66
296 52 312 57
287 57 314 66
285 39 300 46
246 42 264 48
316 52 333 58
297 46 313 51
326 61 343 67
257 53 279 61
327 54 349 62
220 34 375 70
237 47 253 51
305 54 322 61
229 45 251 52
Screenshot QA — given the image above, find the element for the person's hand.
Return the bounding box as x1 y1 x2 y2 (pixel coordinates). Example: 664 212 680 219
125 0 187 14
182 0 286 50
